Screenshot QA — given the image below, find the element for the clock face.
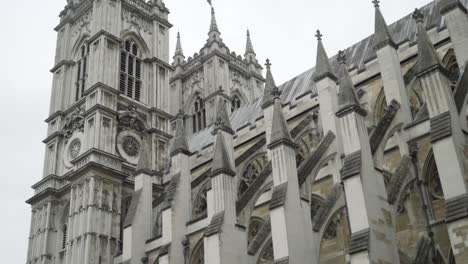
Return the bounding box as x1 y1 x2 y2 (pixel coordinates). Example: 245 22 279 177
69 139 82 160
122 136 140 157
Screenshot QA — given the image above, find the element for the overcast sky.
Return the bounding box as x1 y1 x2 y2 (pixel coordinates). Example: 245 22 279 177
1 0 432 262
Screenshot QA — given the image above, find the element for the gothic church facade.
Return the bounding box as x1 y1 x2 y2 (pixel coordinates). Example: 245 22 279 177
26 0 468 264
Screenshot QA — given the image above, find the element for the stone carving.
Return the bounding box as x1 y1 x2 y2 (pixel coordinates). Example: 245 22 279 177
63 107 85 140
71 9 92 37
258 240 274 264
122 8 152 34
117 104 147 132
122 136 140 157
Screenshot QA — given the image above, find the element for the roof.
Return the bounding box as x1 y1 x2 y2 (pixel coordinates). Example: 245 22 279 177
187 0 466 152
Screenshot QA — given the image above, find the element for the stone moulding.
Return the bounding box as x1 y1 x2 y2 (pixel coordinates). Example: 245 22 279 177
312 184 344 232
205 211 225 237
369 99 400 155
445 193 468 223
348 229 370 255
158 243 171 257
247 219 271 255
269 182 288 210
341 151 362 180
298 131 336 186
430 111 452 143
387 155 411 205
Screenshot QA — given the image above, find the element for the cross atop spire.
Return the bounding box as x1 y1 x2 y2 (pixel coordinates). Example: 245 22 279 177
265 59 272 70
412 8 424 23
373 0 396 50
262 59 277 109
315 30 323 41
372 0 380 8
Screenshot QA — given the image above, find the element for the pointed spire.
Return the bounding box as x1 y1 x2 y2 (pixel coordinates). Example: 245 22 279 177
174 31 184 58
413 8 442 74
245 29 256 55
268 98 296 150
170 112 190 156
135 134 152 175
209 7 220 34
213 96 234 135
314 30 338 82
336 51 366 117
211 131 235 177
262 59 277 109
373 0 397 50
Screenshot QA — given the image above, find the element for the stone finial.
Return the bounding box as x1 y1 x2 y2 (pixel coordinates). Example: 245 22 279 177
262 59 277 109
314 30 338 82
412 8 424 23
209 7 220 33
170 114 190 156
135 133 152 174
211 131 235 177
413 8 442 74
336 50 365 116
373 0 397 50
245 29 256 55
268 100 295 150
213 96 234 135
174 31 184 57
337 50 347 64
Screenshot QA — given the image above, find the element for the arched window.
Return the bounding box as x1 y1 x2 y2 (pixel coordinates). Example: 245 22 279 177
238 155 268 198
247 217 264 246
120 39 142 101
193 182 209 219
192 96 206 133
75 43 90 101
442 50 460 91
231 95 241 113
257 239 274 264
189 239 204 264
295 130 320 167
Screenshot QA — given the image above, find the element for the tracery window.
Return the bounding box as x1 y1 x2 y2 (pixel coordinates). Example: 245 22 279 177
189 240 204 264
257 239 274 264
193 183 209 219
192 96 206 133
231 95 241 113
75 43 90 101
238 155 268 198
119 39 142 101
247 217 264 245
295 130 321 167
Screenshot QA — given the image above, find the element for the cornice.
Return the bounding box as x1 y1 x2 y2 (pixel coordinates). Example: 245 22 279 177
65 151 128 182
88 30 122 45
441 1 468 15
149 107 173 119
143 57 174 70
31 174 63 189
336 104 368 118
83 104 119 118
84 82 122 97
55 1 93 32
50 60 75 73
45 111 65 123
42 132 64 144
147 128 173 139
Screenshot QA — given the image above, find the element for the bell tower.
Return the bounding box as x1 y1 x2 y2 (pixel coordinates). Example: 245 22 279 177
26 1 172 264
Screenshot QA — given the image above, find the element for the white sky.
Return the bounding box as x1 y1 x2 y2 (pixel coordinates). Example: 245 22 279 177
1 0 432 262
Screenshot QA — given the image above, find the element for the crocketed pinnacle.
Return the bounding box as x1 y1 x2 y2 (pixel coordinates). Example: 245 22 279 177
174 31 184 57
337 51 361 111
211 130 235 176
262 59 277 109
268 99 295 149
135 134 151 174
213 96 234 135
170 113 190 156
209 7 219 33
413 8 442 74
245 29 256 55
314 30 337 82
373 1 396 50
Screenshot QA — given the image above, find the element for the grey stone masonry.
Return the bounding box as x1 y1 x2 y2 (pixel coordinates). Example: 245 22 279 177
430 111 452 143
269 182 288 210
445 193 468 223
340 151 362 180
348 229 370 255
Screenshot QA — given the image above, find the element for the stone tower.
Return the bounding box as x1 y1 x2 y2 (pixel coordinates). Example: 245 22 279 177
26 0 172 263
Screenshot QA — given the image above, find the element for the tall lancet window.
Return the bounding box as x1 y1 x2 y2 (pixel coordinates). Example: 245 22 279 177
231 95 241 113
120 39 142 101
192 96 206 133
75 43 89 101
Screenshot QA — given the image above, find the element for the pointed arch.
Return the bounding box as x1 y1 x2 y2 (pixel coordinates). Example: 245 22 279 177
422 149 446 221
294 128 321 168
120 30 150 58
70 33 91 60
257 238 274 264
374 87 388 125
247 216 265 246
192 180 210 219
230 88 249 112
238 153 269 198
189 238 204 264
184 90 206 114
310 193 325 219
442 48 460 90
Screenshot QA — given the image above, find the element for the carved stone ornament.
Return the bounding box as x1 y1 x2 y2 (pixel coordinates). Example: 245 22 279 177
63 107 85 140
122 136 140 157
116 130 143 164
117 104 147 132
69 139 82 160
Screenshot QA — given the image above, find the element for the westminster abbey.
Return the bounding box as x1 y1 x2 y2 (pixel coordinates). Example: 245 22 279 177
26 0 468 263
